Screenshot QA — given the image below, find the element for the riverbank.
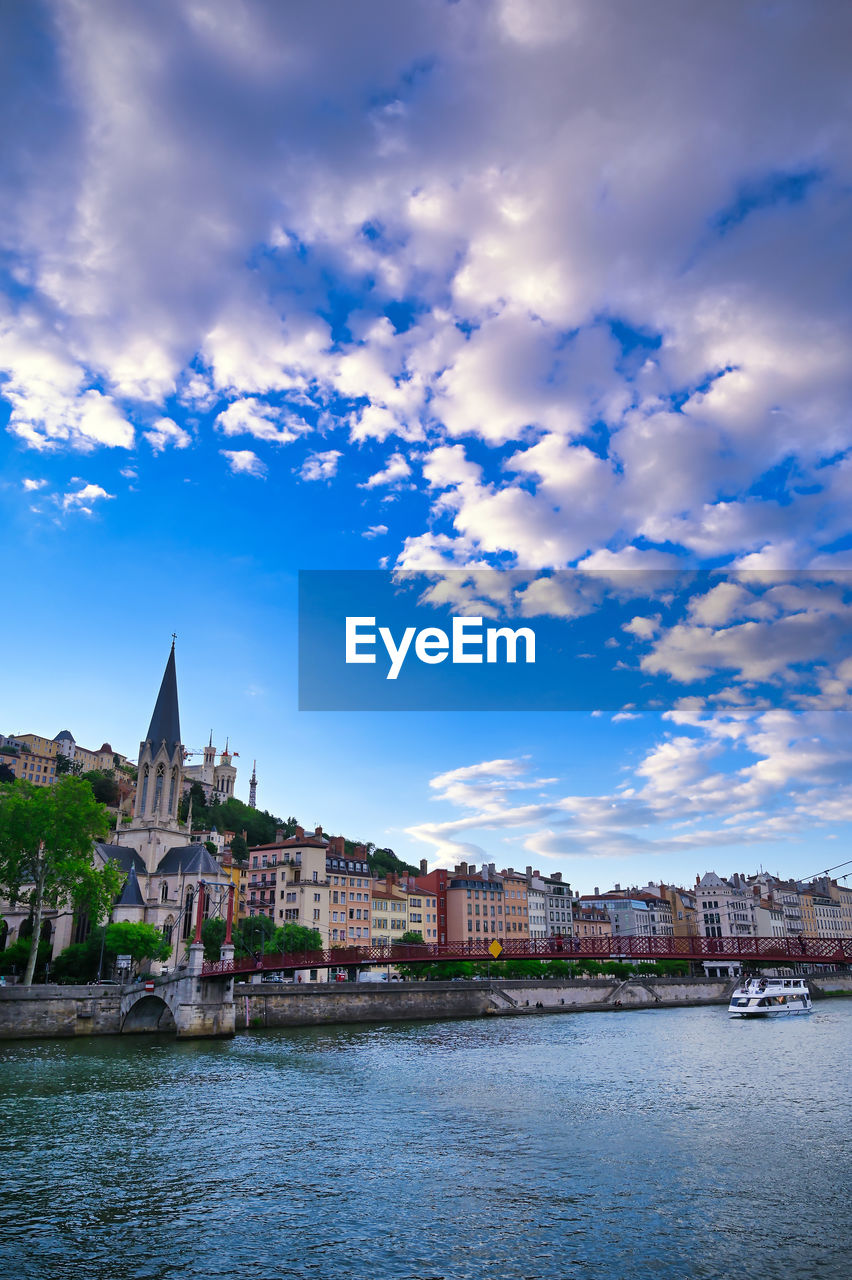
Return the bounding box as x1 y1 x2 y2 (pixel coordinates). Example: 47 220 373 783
2 972 850 1039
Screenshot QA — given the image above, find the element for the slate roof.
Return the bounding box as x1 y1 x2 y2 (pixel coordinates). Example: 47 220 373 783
144 643 181 758
115 864 145 908
155 844 223 876
95 842 146 874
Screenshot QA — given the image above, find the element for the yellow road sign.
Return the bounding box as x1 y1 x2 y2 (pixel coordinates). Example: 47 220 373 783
488 940 503 959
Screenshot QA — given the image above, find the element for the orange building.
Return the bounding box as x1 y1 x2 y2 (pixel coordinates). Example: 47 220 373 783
499 867 531 940
444 863 505 943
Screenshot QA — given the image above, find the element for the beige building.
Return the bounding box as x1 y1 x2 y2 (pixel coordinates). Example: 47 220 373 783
371 878 409 946
0 743 57 787
649 882 698 937
573 903 612 938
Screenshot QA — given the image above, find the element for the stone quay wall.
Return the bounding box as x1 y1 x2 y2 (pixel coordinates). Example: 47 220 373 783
0 973 849 1040
0 983 122 1039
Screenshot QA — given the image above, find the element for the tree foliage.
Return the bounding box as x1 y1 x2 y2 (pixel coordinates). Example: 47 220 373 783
201 917 226 963
54 752 82 776
104 921 171 964
0 937 52 980
81 769 120 807
234 913 275 958
0 777 123 985
268 922 322 954
229 833 249 863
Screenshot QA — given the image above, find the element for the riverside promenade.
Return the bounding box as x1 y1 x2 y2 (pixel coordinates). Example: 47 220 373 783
2 973 851 1039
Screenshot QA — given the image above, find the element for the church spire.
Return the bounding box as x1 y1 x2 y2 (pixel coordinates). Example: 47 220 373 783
145 641 181 758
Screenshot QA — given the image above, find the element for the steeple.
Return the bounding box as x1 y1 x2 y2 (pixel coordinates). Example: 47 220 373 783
145 639 181 759
249 759 257 808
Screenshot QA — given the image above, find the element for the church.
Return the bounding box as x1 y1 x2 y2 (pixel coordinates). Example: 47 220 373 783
92 641 235 957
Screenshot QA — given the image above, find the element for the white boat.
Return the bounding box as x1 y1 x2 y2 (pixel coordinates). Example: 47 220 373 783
728 976 812 1017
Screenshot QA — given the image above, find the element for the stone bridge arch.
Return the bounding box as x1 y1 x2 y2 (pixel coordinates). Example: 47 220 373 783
119 953 235 1038
120 986 179 1034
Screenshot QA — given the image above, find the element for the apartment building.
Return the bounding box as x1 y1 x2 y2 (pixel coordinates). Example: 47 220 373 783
573 902 612 938
694 872 757 939
523 868 548 939
543 871 573 936
415 861 449 944
326 835 372 946
649 882 698 937
582 887 654 937
499 867 531 940
371 877 409 946
444 863 505 942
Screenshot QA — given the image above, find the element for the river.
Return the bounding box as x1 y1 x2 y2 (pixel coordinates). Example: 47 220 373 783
1 1002 849 1279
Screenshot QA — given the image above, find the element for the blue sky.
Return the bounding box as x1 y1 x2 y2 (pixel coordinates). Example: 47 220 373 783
3 0 852 893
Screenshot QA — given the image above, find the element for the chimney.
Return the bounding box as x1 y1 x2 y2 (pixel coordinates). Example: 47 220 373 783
551 872 562 883
275 827 285 842
594 886 600 897
420 859 428 875
489 863 497 876
526 865 533 877
314 825 323 838
459 862 468 874
469 864 477 875
614 883 621 892
295 825 305 840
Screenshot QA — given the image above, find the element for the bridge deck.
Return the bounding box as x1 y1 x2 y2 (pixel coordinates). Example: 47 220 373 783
202 934 852 977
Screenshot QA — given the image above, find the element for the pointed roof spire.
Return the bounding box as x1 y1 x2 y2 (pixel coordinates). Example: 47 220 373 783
116 864 145 908
145 641 181 758
208 729 213 748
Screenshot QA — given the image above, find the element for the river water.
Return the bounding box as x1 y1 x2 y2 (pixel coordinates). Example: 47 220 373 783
1 1002 849 1280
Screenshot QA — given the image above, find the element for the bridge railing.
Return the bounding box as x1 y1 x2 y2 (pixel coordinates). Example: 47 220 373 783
201 933 852 977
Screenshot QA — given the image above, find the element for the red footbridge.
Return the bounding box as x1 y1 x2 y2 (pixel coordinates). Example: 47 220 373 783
202 933 852 978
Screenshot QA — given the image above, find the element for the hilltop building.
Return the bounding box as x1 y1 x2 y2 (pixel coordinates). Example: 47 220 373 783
183 734 238 803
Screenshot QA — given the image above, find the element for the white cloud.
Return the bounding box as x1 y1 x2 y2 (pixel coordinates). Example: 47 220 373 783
215 398 310 444
299 449 341 481
61 482 115 514
143 417 191 454
360 451 412 489
220 449 266 478
362 524 388 539
22 478 47 491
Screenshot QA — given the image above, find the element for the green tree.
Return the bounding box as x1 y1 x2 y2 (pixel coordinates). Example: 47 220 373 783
268 922 322 954
0 763 14 784
52 927 111 984
235 913 275 958
400 930 425 945
104 921 171 967
0 937 53 981
0 777 123 986
54 752 82 776
81 769 120 806
204 840 217 856
201 917 226 963
229 833 249 863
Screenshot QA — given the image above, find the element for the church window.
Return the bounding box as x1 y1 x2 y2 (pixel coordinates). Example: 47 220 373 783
160 881 168 903
168 768 177 814
162 920 173 946
154 764 165 812
182 888 194 940
140 765 149 813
